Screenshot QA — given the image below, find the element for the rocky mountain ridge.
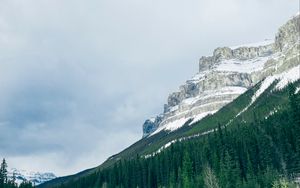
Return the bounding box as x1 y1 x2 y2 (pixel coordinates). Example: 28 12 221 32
8 168 56 185
143 13 300 137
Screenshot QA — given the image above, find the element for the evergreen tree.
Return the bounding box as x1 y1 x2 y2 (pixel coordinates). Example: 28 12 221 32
0 158 8 188
182 151 193 188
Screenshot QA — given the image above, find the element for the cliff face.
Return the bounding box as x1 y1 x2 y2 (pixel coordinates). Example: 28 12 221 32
143 14 300 137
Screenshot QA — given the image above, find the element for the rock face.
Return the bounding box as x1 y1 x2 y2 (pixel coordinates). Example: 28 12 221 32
275 13 300 52
143 116 162 137
142 13 300 137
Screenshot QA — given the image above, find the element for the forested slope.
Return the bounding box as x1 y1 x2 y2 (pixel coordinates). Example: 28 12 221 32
49 80 300 188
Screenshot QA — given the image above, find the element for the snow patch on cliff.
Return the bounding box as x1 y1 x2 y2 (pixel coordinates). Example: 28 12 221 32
164 118 190 132
151 110 217 136
230 39 274 49
189 110 217 125
215 55 271 73
182 87 247 106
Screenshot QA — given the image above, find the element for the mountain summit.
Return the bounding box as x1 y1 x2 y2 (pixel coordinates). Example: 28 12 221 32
143 13 300 137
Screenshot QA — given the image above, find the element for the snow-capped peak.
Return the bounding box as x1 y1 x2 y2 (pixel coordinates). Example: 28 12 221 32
8 168 56 185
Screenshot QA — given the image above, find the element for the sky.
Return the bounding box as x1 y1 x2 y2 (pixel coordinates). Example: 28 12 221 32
0 0 298 176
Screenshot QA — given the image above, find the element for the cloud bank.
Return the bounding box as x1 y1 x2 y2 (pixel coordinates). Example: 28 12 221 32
0 0 298 175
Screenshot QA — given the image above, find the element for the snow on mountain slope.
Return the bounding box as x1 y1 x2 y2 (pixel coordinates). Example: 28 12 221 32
142 13 300 137
236 64 299 121
215 54 275 73
251 59 299 105
8 168 56 185
145 65 300 157
275 65 300 89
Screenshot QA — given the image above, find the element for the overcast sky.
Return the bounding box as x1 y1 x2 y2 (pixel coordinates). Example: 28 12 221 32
0 0 298 176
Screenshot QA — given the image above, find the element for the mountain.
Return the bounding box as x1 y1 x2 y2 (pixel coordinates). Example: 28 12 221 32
8 168 56 185
143 12 300 137
143 40 273 137
39 13 300 188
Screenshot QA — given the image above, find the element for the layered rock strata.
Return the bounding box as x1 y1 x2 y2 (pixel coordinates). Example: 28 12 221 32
143 14 300 137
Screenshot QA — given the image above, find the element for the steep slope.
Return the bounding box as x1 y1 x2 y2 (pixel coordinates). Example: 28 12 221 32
39 13 300 188
143 13 299 137
144 66 300 157
52 80 300 187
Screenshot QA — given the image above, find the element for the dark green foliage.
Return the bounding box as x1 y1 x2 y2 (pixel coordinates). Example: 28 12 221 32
19 182 34 188
36 80 298 188
0 159 8 188
53 86 300 188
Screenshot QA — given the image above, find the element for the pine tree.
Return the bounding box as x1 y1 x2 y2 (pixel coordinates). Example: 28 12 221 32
182 151 193 188
0 158 8 188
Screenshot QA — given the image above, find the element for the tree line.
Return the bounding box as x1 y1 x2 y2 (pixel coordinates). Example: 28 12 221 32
55 84 300 188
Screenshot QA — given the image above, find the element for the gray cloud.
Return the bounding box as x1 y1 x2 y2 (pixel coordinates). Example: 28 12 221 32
0 0 298 175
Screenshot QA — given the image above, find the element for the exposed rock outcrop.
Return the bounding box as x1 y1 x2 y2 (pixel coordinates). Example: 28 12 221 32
275 13 300 52
142 116 162 137
143 14 300 137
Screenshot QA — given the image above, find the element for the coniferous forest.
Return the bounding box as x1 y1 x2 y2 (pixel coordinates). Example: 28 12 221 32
51 84 300 188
